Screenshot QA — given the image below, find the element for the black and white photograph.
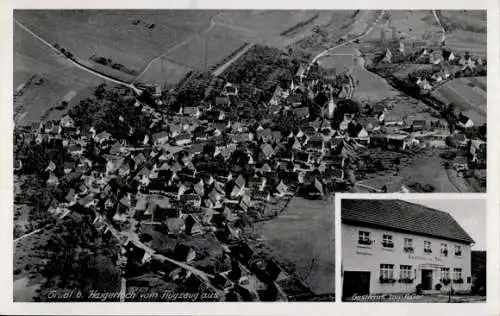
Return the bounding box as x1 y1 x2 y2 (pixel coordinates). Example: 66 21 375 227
8 6 490 307
340 197 486 303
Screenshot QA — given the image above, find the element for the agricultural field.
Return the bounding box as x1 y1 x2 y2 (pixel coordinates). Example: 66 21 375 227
14 22 106 126
14 10 219 79
365 10 443 44
445 31 487 57
438 10 487 33
432 77 486 125
166 25 247 70
214 10 319 36
134 57 193 88
436 10 487 57
291 10 379 57
256 196 335 295
354 149 460 193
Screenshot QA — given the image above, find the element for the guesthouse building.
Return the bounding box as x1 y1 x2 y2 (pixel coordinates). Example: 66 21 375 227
341 199 474 300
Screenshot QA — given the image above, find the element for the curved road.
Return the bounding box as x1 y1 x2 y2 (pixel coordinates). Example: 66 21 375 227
432 10 447 43
306 10 386 74
14 18 142 95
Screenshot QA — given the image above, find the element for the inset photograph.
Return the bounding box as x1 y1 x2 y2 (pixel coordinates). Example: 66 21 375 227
340 197 486 302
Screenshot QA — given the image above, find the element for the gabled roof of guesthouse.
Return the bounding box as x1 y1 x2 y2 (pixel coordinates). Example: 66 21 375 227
341 199 474 244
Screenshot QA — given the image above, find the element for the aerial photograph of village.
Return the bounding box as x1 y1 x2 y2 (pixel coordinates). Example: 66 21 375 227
13 10 486 302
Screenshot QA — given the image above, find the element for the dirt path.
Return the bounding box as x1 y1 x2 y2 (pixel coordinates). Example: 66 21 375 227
432 10 446 43
13 208 70 243
13 227 44 243
212 43 255 77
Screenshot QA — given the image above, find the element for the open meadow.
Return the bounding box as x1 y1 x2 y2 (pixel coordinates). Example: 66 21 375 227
364 10 443 44
445 31 487 57
353 149 460 193
256 196 335 295
14 22 106 126
437 10 486 56
432 77 486 125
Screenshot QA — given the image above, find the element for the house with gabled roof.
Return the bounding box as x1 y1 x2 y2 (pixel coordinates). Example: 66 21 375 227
174 133 192 146
152 131 169 147
46 172 59 186
182 106 201 118
457 113 474 129
45 160 56 172
286 135 300 150
295 151 312 165
63 161 74 174
94 131 112 144
68 143 84 156
78 194 96 208
429 50 443 65
260 143 275 159
206 186 224 209
64 188 78 205
313 178 325 197
275 180 289 197
239 194 251 212
306 135 325 153
292 107 310 119
185 214 204 236
60 115 75 129
470 139 486 168
325 168 344 182
358 117 380 133
117 161 130 177
341 199 474 299
381 48 393 63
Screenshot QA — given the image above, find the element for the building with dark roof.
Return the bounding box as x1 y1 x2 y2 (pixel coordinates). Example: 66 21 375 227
341 199 474 299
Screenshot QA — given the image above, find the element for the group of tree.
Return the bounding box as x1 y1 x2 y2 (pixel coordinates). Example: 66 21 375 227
53 43 74 60
30 213 121 301
90 55 138 75
70 84 160 145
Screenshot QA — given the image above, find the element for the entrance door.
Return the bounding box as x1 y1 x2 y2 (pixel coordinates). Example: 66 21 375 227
343 271 371 300
421 269 433 290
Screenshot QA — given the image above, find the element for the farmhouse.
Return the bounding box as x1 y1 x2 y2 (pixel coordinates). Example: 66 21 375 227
341 199 474 300
457 113 474 129
152 131 169 147
470 139 486 168
381 48 393 63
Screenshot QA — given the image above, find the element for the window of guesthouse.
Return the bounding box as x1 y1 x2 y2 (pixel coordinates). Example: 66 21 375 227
424 241 432 254
358 231 371 245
